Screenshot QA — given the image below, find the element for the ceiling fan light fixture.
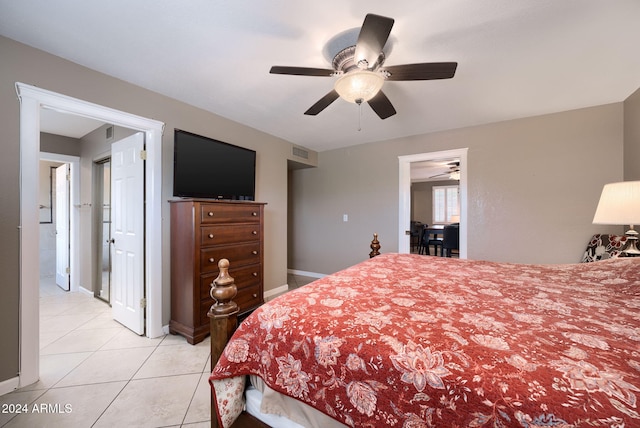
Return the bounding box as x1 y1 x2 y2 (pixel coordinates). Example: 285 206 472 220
334 70 384 103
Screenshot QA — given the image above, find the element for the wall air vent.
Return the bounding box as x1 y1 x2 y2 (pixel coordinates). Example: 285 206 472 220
292 146 309 159
105 125 114 141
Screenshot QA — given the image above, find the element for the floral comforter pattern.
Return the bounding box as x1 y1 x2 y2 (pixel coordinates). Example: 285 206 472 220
210 253 640 427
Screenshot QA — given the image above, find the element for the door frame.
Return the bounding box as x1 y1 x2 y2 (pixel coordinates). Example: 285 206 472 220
17 83 165 387
398 148 468 258
40 153 80 292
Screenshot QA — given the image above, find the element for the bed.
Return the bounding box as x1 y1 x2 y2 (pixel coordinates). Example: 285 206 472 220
208 248 640 427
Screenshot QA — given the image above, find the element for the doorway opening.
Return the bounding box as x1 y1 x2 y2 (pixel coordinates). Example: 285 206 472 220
95 158 112 303
398 148 468 258
39 153 81 293
17 82 164 388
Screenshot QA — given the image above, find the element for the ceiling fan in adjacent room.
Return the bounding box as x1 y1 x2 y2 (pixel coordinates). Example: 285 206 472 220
429 161 461 180
269 13 458 119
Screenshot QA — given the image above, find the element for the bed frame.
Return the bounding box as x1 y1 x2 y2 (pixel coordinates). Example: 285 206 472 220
207 234 381 427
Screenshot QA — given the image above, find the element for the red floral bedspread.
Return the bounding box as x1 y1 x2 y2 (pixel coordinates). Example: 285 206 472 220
210 253 640 427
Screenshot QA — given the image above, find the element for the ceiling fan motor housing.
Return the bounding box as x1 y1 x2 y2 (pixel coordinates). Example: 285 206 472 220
332 45 385 73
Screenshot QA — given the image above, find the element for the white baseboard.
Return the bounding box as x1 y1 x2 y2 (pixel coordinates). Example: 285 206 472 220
264 284 289 299
162 325 170 335
0 376 19 396
78 286 93 296
287 269 325 279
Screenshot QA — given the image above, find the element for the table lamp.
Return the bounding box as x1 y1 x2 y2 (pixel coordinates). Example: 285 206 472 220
592 181 640 256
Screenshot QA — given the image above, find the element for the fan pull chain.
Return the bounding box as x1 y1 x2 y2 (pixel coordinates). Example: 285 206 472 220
356 98 363 131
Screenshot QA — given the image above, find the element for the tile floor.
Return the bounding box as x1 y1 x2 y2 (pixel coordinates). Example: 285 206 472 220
1 274 315 428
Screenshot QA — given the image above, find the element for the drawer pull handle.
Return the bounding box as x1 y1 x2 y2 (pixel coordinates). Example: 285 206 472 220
209 257 215 263
208 212 214 217
252 294 258 298
252 231 258 235
252 212 257 216
252 251 258 255
208 234 214 239
252 272 258 277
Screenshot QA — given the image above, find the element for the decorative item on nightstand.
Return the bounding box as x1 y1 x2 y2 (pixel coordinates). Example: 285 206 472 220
592 181 640 256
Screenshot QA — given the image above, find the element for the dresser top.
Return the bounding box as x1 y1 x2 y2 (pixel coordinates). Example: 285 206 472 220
169 198 267 205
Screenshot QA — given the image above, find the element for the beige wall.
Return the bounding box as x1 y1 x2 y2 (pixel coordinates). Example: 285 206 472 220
41 132 81 157
0 36 312 384
624 87 640 180
290 103 625 274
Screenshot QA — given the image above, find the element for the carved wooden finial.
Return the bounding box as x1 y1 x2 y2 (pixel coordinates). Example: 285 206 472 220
369 233 381 258
209 258 239 317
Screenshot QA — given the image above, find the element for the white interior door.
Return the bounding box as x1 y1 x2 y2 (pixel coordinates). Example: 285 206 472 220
55 163 70 291
111 132 145 335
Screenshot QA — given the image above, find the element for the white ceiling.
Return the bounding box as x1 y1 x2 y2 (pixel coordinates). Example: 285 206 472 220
40 108 105 139
2 0 640 152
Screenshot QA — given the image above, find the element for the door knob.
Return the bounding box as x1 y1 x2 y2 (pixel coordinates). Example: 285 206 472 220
107 238 115 244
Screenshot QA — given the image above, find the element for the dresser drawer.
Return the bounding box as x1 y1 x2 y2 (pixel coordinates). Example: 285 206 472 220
200 264 262 300
235 283 262 313
201 224 260 246
200 242 261 273
200 204 261 224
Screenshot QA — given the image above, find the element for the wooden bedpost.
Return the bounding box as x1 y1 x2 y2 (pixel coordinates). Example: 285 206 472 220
370 233 381 258
208 259 239 428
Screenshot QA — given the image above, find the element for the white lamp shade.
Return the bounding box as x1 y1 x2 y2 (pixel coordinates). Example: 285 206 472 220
592 181 640 225
449 215 460 223
334 70 384 103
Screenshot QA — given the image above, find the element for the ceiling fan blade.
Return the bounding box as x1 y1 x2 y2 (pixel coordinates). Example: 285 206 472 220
429 172 449 179
367 90 396 119
354 14 394 69
270 66 335 77
382 62 458 81
304 90 340 116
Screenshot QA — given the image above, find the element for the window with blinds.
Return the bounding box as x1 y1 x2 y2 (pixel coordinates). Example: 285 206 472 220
433 185 460 223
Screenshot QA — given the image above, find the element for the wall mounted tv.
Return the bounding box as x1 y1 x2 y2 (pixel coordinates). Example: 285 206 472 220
173 129 256 200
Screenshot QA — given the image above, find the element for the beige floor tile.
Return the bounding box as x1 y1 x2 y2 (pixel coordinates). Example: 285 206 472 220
0 389 46 426
160 332 192 346
3 381 126 428
56 347 155 387
93 374 200 427
39 296 94 317
58 299 110 316
39 312 97 334
18 352 93 392
40 327 122 355
134 342 210 379
75 313 122 330
183 422 211 427
99 328 164 350
39 329 71 350
184 372 213 425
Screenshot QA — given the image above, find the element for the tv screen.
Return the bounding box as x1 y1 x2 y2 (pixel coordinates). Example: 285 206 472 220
173 129 256 200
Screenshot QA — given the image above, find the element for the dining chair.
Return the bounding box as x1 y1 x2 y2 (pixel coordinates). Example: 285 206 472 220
443 224 459 257
419 228 443 256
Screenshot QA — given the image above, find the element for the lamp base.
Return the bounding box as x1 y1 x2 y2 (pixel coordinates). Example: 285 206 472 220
622 228 640 256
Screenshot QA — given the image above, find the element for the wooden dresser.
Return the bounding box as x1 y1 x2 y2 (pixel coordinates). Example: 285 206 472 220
169 199 265 344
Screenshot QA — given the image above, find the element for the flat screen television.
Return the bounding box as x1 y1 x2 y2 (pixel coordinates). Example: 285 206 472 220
173 129 256 200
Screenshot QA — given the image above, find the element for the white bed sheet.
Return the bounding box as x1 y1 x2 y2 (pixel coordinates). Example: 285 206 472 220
248 375 347 428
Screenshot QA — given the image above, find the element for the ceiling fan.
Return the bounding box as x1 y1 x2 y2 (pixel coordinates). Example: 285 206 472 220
269 13 458 119
429 161 460 179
